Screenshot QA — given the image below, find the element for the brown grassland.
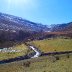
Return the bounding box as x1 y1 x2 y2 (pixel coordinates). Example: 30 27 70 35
0 53 72 72
28 38 72 53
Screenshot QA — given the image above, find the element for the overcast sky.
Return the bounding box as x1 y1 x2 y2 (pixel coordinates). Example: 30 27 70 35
0 0 72 25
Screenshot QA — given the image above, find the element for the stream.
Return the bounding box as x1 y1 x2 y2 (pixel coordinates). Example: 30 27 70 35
0 44 72 64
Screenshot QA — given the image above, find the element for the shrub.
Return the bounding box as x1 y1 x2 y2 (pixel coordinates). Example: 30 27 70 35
55 56 59 60
23 61 31 67
67 54 69 58
43 71 46 72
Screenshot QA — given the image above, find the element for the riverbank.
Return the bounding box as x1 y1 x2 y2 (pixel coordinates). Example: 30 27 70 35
0 52 72 72
0 41 72 64
0 44 28 60
0 50 72 64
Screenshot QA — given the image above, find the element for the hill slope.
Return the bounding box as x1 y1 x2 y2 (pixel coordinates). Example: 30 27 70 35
0 12 49 42
51 22 72 32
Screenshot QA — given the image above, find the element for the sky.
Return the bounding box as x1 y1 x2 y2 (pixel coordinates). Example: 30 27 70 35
0 0 72 25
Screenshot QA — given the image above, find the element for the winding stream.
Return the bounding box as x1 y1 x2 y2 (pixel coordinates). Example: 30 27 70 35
29 45 41 58
0 44 72 64
0 45 41 64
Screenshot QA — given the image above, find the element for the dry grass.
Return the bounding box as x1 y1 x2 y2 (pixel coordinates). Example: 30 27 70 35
0 44 28 60
0 53 72 72
28 39 72 53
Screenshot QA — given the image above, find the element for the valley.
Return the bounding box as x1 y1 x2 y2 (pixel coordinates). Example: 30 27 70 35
0 13 72 72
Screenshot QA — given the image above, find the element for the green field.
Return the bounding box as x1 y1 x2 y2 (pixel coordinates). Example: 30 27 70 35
0 53 72 72
28 39 72 53
0 44 29 60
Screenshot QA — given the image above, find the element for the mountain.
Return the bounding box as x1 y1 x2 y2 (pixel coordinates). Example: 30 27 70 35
51 22 72 32
0 12 49 32
0 12 49 43
48 22 72 38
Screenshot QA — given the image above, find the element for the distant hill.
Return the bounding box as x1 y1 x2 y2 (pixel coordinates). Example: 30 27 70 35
51 22 72 32
45 22 72 38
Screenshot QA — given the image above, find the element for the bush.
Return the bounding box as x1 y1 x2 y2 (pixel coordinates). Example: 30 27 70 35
67 54 69 58
23 61 31 67
43 71 46 72
55 56 59 60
